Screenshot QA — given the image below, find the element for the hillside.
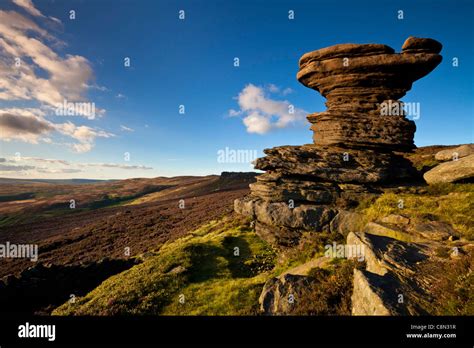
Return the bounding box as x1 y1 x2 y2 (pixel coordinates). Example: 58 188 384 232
1 146 473 317
48 145 473 316
0 172 257 314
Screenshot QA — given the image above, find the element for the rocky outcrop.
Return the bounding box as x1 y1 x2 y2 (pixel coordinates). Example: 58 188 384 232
351 269 398 315
424 154 474 184
235 37 443 248
348 214 472 315
349 230 429 316
254 146 417 183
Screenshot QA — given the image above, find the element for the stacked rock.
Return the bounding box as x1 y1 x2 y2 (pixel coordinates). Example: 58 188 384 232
235 37 443 248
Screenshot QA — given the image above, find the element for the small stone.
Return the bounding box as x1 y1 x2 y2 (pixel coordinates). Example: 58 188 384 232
381 214 410 225
167 266 187 274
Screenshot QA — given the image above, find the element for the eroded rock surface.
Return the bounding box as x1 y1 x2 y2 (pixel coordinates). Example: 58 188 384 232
297 37 442 150
235 37 442 249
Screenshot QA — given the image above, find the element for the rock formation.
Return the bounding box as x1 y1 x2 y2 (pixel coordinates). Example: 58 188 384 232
235 37 443 248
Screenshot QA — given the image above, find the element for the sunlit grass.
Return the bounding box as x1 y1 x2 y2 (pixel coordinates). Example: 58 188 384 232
358 183 474 240
53 216 276 315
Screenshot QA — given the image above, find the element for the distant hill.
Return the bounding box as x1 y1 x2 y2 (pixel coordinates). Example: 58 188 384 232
0 178 113 185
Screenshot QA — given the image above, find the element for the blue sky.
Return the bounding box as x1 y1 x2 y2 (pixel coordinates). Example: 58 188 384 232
0 0 473 179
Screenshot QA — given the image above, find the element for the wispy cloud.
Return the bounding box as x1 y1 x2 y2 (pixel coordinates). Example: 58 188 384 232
83 163 153 170
229 84 306 134
0 156 154 177
265 83 294 96
12 0 61 23
22 157 71 165
0 163 35 171
84 83 109 92
36 167 82 174
55 122 114 153
120 125 134 132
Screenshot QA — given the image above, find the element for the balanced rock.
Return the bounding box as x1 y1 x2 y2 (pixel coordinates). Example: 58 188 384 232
402 36 443 54
235 37 443 248
297 37 442 150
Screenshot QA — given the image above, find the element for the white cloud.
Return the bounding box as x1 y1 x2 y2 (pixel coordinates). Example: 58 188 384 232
242 111 272 134
116 93 126 99
0 108 113 151
0 11 93 107
55 121 115 153
0 4 110 153
230 84 306 134
120 125 134 132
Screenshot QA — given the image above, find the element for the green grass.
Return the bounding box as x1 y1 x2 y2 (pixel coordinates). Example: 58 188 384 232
358 183 474 240
53 216 276 315
161 275 267 315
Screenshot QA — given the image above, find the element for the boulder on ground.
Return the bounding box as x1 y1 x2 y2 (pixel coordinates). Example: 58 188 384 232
424 154 474 184
434 144 474 161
